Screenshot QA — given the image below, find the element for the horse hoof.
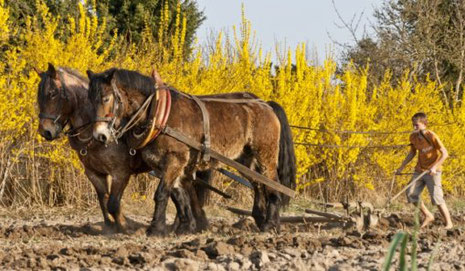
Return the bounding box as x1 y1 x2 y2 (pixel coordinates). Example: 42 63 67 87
195 218 209 232
175 222 197 235
259 222 280 233
116 226 128 234
146 225 167 237
193 212 209 232
102 223 118 234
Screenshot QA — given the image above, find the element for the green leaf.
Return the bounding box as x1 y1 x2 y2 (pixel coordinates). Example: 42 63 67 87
383 232 407 271
399 233 409 271
427 241 440 271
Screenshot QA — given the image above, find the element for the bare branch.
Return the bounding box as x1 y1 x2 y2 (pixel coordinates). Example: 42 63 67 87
331 0 366 44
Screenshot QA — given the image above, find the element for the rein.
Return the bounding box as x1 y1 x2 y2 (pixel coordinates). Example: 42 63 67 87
113 93 155 140
100 79 155 143
64 121 93 138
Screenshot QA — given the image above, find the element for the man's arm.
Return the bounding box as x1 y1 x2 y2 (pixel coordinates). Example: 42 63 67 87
430 147 448 175
429 133 448 175
396 147 416 174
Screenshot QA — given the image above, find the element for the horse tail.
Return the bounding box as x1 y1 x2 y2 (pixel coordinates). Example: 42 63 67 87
267 101 297 208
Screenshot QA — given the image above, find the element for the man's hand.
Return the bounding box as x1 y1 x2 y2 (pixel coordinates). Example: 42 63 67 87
430 166 438 175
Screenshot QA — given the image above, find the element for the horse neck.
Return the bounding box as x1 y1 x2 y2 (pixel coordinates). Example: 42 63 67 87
122 88 151 118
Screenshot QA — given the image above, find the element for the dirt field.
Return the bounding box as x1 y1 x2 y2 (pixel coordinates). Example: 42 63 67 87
0 202 464 270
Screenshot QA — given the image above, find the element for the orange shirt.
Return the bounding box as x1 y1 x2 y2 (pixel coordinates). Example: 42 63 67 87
409 130 445 172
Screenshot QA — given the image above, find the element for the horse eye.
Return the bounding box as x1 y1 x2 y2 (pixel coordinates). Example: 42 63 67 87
50 91 58 99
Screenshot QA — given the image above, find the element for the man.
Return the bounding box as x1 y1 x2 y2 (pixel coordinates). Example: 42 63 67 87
396 112 453 229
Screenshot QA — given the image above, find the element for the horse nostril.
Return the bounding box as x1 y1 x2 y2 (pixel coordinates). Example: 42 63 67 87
44 130 53 141
98 134 107 143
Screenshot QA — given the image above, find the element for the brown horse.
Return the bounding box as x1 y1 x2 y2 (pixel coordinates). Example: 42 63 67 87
86 68 296 234
36 64 212 233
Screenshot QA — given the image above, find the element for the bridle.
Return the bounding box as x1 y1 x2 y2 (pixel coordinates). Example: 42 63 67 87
95 77 154 143
93 78 124 141
38 68 96 156
38 69 70 130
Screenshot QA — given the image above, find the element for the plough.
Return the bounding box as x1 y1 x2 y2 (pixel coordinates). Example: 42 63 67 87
226 201 379 231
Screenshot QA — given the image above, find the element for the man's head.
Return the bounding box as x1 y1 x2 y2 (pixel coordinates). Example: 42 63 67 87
412 112 427 131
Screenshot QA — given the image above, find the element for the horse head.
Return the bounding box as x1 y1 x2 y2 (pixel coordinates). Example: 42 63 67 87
87 68 158 144
37 63 85 140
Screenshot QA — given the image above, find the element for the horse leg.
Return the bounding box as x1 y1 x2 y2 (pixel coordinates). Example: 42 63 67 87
258 166 281 232
180 176 208 232
147 155 187 236
234 149 267 229
171 178 207 233
171 183 197 234
195 170 212 207
252 183 267 229
107 173 131 233
253 150 281 232
192 170 211 231
262 186 282 232
85 169 114 230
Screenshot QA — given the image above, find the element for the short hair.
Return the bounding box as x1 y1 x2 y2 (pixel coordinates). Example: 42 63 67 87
412 112 428 125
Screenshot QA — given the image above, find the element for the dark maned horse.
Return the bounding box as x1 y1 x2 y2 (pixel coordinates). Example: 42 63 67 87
36 64 212 233
86 68 296 234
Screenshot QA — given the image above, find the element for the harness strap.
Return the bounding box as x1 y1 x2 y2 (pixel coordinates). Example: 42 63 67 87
176 91 269 106
136 88 171 149
173 90 272 162
197 97 270 106
39 112 61 123
190 95 211 161
95 116 113 122
115 93 154 140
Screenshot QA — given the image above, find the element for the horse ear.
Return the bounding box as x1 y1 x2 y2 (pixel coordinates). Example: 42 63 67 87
47 63 57 79
86 70 94 79
151 69 164 88
107 68 117 80
108 69 118 89
106 69 118 86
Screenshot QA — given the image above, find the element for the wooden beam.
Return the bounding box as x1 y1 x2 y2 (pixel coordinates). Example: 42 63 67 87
194 177 232 199
149 169 232 199
164 126 295 198
216 168 253 189
304 208 345 220
311 201 374 211
225 207 348 224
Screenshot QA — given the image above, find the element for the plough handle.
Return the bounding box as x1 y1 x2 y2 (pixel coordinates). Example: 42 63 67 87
388 170 430 205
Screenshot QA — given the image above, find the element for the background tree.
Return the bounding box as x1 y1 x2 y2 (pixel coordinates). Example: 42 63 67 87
5 0 81 27
5 0 205 57
94 0 205 56
343 0 465 105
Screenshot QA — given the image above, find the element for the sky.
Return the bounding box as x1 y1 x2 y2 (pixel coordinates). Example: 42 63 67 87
195 0 384 62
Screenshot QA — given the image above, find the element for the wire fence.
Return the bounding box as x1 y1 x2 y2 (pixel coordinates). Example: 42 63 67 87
290 125 412 135
290 121 458 135
290 122 459 149
294 142 410 149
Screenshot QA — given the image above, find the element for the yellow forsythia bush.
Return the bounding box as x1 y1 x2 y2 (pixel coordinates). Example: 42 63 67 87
0 1 464 206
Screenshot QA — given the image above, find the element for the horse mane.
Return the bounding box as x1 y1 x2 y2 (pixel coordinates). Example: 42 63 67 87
89 68 157 101
60 67 89 84
114 69 157 96
37 66 88 104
